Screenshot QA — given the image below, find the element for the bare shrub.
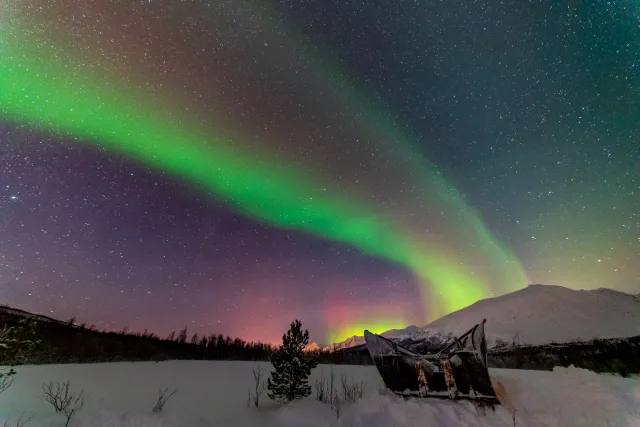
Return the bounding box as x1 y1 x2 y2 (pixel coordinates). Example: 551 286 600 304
4 413 33 427
314 367 337 404
42 381 84 413
0 325 16 394
42 381 85 427
62 395 84 427
331 393 343 419
339 372 366 403
0 367 16 396
247 365 267 408
152 387 177 413
314 368 365 419
314 369 327 402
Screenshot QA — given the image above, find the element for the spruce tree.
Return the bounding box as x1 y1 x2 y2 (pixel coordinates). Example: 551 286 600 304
267 319 318 402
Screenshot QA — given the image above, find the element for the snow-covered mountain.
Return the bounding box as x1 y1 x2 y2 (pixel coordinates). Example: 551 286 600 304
306 336 365 353
309 326 424 353
303 342 323 352
330 284 640 350
326 335 365 351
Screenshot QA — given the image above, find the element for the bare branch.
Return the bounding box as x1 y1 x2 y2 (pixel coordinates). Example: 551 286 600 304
42 381 72 412
152 387 178 413
250 365 267 408
0 368 16 396
5 413 34 427
314 369 365 419
42 380 85 423
340 373 365 402
63 392 84 427
314 368 326 402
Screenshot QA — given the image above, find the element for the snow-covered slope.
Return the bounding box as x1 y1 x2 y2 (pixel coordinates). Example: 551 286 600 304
332 284 640 349
304 342 323 352
407 284 640 346
325 335 365 352
380 325 421 338
0 305 67 325
319 326 422 352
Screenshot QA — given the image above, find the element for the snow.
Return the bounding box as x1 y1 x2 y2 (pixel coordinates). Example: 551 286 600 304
339 367 640 427
0 306 65 326
412 285 640 346
304 343 322 352
310 327 421 353
0 360 638 427
324 336 365 352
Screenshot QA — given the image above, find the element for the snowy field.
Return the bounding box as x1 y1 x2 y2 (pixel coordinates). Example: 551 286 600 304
0 361 638 427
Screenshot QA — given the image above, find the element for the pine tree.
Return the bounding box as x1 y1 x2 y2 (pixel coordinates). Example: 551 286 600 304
267 319 318 402
177 327 188 343
190 333 199 345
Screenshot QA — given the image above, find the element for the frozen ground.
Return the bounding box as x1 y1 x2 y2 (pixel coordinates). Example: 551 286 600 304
0 361 638 427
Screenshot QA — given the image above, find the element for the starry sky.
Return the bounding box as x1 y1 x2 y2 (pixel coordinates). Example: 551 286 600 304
0 0 638 344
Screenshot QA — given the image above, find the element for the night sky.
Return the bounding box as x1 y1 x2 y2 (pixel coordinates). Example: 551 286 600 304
0 0 637 344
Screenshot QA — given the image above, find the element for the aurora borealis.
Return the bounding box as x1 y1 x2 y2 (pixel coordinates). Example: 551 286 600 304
1 0 638 344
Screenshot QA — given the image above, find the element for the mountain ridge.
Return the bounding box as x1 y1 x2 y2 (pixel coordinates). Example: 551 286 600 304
325 284 640 351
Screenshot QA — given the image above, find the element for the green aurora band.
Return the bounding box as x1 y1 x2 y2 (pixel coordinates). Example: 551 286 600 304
0 1 527 331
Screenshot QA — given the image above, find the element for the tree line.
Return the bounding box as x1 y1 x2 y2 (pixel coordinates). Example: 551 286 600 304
488 335 640 377
0 307 369 365
0 308 274 364
0 316 368 422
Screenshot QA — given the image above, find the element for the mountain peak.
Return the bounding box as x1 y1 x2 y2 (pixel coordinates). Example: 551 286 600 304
412 284 640 346
328 284 640 350
304 342 323 352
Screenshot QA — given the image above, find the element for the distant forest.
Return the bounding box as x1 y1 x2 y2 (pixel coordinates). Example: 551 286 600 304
488 335 640 377
1 306 637 377
0 306 362 365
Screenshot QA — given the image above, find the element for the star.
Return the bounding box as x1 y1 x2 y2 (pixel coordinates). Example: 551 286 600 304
0 0 635 345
